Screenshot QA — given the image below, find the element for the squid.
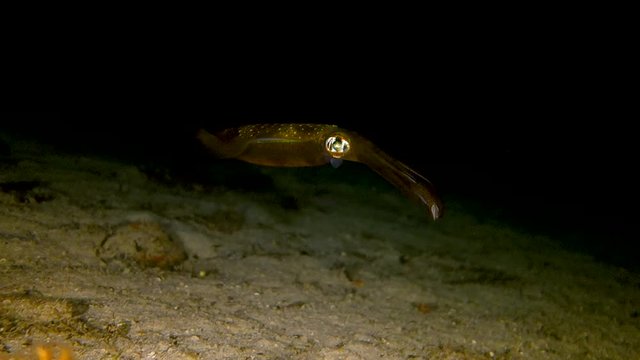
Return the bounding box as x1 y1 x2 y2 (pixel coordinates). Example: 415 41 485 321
197 124 443 220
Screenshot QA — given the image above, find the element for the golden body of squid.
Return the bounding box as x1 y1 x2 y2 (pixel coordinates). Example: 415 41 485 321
197 124 442 220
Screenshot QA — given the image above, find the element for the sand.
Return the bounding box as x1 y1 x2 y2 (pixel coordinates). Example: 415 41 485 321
0 134 638 359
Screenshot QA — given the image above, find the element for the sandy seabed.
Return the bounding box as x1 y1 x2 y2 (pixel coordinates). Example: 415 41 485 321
0 136 638 359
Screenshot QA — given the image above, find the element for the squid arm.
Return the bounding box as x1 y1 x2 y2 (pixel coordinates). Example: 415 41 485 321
196 124 443 220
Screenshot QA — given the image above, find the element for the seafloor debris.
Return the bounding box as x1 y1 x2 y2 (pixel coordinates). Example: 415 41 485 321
0 343 73 360
0 291 82 360
97 221 187 270
0 181 54 204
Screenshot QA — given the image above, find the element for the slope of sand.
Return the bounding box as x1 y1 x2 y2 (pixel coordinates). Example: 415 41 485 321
0 135 639 359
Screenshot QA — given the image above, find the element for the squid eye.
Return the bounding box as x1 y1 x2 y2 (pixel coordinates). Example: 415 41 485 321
325 134 351 158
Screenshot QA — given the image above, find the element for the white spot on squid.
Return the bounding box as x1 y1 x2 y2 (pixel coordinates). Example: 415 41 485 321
430 204 440 220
